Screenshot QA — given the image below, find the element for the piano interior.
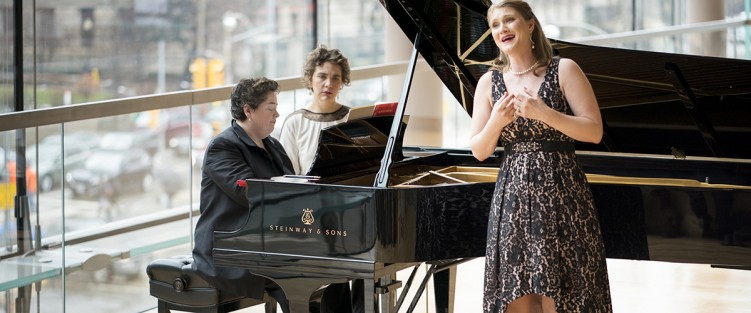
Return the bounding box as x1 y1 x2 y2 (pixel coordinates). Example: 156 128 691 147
396 166 499 186
330 163 499 187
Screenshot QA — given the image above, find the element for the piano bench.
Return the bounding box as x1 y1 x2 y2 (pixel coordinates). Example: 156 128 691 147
146 255 277 313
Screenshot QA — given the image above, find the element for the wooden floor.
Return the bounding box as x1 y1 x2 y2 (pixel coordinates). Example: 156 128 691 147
604 259 751 313
168 258 751 313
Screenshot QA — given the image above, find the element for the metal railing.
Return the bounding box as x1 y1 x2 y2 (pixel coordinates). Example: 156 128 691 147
569 15 751 46
0 61 413 133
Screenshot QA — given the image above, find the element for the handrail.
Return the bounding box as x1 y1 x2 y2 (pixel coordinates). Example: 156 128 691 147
38 205 200 250
0 60 417 132
570 16 750 46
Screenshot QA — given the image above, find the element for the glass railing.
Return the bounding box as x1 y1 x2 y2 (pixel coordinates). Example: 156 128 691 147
566 15 751 58
0 61 416 313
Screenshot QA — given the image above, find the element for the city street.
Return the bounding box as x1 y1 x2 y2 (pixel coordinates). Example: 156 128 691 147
1 148 200 313
29 147 198 233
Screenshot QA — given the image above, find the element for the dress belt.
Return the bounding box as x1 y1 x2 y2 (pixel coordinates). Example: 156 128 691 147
503 140 575 156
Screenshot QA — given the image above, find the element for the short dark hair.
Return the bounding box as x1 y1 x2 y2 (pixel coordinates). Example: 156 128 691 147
301 45 351 90
230 77 279 121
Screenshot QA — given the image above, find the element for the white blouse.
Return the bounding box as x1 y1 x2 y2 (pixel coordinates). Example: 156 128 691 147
279 105 350 175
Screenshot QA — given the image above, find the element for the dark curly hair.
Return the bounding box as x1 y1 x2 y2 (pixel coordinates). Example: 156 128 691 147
230 77 279 121
301 45 351 90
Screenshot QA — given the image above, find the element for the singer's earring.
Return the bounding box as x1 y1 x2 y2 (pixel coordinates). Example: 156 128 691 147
530 35 535 50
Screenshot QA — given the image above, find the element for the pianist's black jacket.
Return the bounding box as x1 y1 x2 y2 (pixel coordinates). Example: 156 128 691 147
192 120 294 299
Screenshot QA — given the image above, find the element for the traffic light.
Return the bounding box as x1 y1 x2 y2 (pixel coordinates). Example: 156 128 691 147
190 58 224 89
80 8 95 47
207 58 225 87
189 57 207 89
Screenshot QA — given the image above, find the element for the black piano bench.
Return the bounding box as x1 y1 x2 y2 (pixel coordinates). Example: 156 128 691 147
146 255 277 313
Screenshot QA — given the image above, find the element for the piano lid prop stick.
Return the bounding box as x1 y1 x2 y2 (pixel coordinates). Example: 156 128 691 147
374 22 424 188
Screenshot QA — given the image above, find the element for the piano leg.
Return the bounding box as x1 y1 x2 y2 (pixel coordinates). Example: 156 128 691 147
432 265 457 313
320 283 354 312
251 271 348 313
279 279 322 313
362 278 375 313
270 277 382 313
351 279 365 313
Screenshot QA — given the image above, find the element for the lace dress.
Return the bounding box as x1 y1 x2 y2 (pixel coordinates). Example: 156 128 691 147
483 58 613 313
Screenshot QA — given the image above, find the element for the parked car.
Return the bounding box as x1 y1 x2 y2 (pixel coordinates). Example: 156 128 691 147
168 120 213 156
27 131 101 192
39 130 101 149
99 130 160 157
64 148 153 199
162 108 192 149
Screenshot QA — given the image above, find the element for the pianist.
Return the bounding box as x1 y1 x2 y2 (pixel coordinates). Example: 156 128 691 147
191 77 294 312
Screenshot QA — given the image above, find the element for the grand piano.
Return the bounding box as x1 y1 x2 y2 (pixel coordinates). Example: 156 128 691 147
213 0 751 312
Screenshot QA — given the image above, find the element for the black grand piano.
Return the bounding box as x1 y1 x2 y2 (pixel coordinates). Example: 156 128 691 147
213 1 751 312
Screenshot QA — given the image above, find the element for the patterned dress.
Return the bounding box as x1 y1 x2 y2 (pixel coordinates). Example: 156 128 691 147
483 58 613 313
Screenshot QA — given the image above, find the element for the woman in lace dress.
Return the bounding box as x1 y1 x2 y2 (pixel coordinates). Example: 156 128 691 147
469 1 613 312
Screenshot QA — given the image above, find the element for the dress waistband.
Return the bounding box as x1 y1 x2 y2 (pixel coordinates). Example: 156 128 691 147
503 140 575 155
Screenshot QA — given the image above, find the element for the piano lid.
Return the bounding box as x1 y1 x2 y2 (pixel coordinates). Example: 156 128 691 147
380 0 751 159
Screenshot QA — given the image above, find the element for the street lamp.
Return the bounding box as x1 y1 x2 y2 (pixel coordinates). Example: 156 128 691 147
222 11 251 85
